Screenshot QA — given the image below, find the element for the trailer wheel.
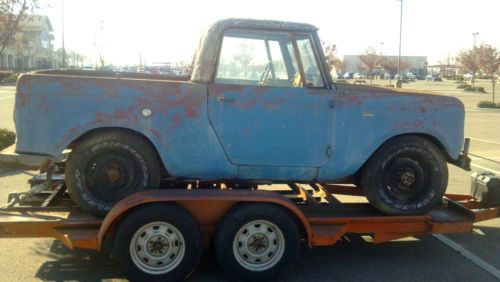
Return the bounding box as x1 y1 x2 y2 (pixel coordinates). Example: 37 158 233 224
113 204 203 281
214 203 300 281
361 136 448 215
65 130 160 216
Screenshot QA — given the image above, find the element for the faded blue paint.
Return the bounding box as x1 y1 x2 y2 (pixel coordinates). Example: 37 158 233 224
14 74 464 182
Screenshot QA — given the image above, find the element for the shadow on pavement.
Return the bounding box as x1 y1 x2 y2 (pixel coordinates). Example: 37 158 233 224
31 233 498 281
34 241 123 281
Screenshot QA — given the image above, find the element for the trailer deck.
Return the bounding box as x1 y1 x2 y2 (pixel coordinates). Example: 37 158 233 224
0 178 497 251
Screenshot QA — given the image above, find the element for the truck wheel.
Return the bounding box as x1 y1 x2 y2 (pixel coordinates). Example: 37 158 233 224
214 203 301 281
65 131 160 216
361 136 448 215
113 204 203 282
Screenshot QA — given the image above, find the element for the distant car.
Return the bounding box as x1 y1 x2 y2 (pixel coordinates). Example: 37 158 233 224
426 74 442 82
463 73 473 80
383 73 393 80
343 72 354 79
82 65 95 71
353 73 364 79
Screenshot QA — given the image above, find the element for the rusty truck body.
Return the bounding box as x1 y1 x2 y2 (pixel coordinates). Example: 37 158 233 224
4 19 469 216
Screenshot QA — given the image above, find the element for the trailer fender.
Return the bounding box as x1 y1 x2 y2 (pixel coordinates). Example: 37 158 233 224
97 189 313 250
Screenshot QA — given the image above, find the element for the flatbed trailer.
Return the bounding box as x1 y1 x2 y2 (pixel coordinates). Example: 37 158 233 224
0 176 498 281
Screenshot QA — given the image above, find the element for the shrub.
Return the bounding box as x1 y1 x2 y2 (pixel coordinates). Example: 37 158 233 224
1 73 19 83
477 101 497 108
463 85 486 93
0 128 16 151
0 71 13 81
456 83 468 89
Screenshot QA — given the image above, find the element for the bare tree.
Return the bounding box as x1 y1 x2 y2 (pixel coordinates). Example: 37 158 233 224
67 50 85 69
0 0 40 67
174 60 193 76
476 44 500 103
323 43 342 73
458 48 480 88
380 58 398 85
358 47 380 84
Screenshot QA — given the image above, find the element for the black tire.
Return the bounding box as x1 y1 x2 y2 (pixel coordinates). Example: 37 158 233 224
361 136 448 215
65 130 160 216
214 203 301 281
113 204 203 282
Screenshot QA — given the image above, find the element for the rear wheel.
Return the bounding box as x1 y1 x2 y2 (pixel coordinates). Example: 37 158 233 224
361 136 448 215
214 203 301 281
65 130 160 216
113 204 203 281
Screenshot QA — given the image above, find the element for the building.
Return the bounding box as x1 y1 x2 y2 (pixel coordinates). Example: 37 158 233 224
342 55 428 76
0 15 56 71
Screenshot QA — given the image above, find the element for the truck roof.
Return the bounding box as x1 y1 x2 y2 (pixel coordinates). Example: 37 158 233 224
191 18 319 83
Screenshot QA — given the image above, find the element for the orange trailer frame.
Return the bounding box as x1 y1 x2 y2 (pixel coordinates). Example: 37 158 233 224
0 185 498 252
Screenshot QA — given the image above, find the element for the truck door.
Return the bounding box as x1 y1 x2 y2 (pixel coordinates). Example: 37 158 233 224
208 29 333 168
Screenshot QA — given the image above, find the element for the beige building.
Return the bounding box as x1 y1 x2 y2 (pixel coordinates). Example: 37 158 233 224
0 15 56 71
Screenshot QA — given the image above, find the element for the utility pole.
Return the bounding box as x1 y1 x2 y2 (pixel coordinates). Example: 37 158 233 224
472 32 479 48
472 32 479 86
396 0 403 88
61 0 66 68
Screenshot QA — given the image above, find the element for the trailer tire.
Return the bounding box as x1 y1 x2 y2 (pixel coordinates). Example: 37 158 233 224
361 136 448 215
214 203 301 281
65 130 160 217
113 204 203 282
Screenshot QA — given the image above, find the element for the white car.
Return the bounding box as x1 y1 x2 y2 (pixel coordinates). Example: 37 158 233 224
354 73 364 79
463 73 473 80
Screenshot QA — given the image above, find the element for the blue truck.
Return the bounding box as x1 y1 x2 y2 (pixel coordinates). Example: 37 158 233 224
4 18 469 216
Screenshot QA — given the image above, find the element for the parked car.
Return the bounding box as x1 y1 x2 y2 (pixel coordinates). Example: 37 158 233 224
5 18 468 217
343 72 354 79
426 74 442 81
463 73 473 80
353 73 364 79
383 73 393 80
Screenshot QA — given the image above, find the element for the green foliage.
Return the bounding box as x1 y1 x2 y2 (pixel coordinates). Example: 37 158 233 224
477 101 498 108
0 128 16 151
0 71 13 81
1 73 19 83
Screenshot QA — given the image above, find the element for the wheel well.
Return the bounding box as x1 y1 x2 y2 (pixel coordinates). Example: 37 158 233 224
66 127 169 176
353 133 451 180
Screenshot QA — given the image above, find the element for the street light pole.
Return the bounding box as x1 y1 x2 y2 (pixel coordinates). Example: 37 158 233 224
396 0 403 88
472 32 479 48
471 32 479 87
61 0 66 68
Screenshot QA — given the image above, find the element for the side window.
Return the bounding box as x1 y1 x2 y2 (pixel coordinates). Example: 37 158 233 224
215 29 300 87
295 35 325 87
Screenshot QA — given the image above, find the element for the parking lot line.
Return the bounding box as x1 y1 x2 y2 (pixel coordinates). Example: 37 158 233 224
471 163 500 175
469 138 500 145
0 95 14 101
433 234 500 280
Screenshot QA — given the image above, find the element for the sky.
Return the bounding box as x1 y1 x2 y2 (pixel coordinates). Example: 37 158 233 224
40 0 500 66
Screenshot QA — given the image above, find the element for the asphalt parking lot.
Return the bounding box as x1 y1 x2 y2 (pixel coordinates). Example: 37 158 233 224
0 81 499 281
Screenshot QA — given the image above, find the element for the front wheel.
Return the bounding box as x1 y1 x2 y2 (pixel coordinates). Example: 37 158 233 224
361 136 448 215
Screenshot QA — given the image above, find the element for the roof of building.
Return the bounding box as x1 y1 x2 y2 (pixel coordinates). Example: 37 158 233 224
21 15 53 32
